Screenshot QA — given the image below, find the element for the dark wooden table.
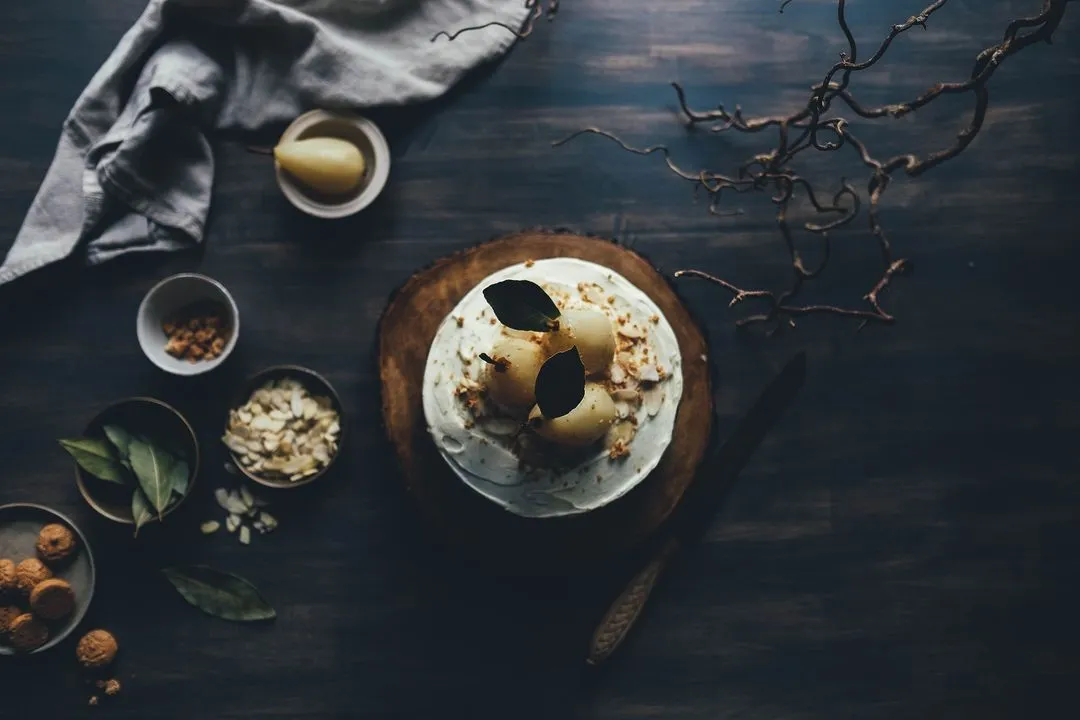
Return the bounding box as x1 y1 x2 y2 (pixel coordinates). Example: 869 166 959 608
2 1 1079 717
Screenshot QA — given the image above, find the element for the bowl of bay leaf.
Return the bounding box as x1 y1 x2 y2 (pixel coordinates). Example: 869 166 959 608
61 398 199 531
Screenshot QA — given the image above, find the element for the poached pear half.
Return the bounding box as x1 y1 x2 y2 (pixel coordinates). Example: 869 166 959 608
274 137 366 195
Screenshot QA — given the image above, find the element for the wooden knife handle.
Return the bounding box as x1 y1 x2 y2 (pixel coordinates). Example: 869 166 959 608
587 536 681 666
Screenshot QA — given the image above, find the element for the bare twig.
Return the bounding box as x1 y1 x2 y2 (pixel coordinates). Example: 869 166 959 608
553 0 1073 328
432 0 559 42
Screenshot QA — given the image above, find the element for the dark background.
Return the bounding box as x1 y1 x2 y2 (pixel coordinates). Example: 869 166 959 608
2 0 1079 717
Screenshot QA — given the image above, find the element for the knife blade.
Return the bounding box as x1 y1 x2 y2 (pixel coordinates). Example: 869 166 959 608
586 351 807 665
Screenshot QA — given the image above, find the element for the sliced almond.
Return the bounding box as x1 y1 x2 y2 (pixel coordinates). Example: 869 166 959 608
224 491 248 515
643 385 664 417
480 417 520 436
609 364 627 384
239 525 251 545
607 420 636 446
636 364 661 383
226 514 241 533
200 521 221 535
250 415 284 433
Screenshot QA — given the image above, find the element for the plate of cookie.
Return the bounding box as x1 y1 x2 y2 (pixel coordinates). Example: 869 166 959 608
0 504 95 655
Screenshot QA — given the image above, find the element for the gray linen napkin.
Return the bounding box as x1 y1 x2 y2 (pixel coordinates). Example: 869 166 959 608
0 0 530 286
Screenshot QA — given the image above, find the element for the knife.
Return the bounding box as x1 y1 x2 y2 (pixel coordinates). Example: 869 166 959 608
586 351 807 666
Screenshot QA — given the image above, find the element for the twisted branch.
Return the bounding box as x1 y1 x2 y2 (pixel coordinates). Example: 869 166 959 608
553 0 1074 328
431 0 559 42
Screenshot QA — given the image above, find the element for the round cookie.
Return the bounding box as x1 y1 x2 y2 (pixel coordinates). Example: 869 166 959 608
29 578 76 621
76 630 118 668
0 559 16 594
15 558 52 594
9 613 49 652
36 523 78 564
0 605 21 635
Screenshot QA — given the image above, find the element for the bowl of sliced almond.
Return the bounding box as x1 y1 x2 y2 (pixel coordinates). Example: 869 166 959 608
222 366 343 489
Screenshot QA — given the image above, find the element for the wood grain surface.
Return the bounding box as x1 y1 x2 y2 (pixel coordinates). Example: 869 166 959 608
0 0 1079 718
379 231 712 568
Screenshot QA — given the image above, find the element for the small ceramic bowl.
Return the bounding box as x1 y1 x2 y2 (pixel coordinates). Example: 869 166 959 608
137 273 240 376
0 503 95 655
225 365 344 489
73 398 200 524
275 109 391 219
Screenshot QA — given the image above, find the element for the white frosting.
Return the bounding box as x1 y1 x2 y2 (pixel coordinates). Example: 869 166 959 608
421 258 683 519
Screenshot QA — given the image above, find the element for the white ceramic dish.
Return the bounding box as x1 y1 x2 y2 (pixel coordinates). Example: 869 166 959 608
136 273 239 376
275 109 391 219
421 258 684 519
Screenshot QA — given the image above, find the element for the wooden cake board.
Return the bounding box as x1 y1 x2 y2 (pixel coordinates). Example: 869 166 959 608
378 231 713 570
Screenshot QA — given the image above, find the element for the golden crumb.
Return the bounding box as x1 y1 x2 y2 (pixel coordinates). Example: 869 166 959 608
489 317 497 325
577 282 587 292
104 679 121 697
163 301 230 363
606 296 616 305
649 314 660 324
89 697 99 707
455 316 464 328
524 259 535 268
608 440 631 460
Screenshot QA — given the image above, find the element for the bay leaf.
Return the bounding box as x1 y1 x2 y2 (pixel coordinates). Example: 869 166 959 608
161 566 276 622
103 424 134 459
58 438 129 485
482 280 561 332
169 457 190 498
132 488 154 537
128 439 172 518
535 347 586 419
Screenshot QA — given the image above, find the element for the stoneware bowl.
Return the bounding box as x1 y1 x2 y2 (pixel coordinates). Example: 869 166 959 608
0 503 95 655
73 398 200 524
275 109 391 219
226 365 345 489
137 273 240 376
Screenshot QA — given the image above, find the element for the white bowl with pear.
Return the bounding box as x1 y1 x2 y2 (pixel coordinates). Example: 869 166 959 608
273 109 390 219
421 258 684 519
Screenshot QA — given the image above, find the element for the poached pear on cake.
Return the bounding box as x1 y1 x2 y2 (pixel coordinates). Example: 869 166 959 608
421 258 683 518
